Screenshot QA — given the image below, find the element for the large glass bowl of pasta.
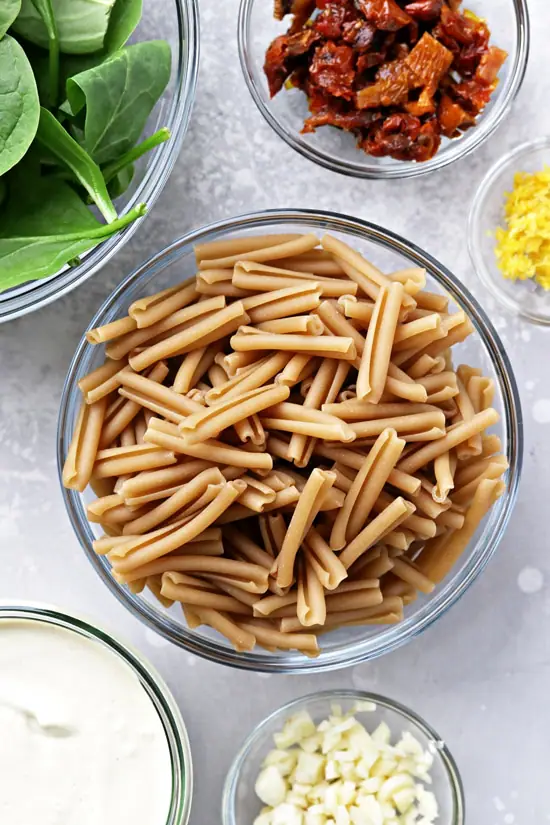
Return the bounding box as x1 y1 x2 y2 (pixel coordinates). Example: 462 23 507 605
0 0 199 323
57 209 522 673
237 0 529 179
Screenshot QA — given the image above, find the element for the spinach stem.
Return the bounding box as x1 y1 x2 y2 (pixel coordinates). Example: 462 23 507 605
102 128 171 183
48 34 60 108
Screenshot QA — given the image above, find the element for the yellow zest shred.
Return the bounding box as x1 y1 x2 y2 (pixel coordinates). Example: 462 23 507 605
494 166 550 291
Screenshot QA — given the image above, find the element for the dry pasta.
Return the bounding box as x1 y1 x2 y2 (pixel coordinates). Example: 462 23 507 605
62 232 508 656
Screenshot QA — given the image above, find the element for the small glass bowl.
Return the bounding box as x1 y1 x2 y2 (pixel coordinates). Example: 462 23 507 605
469 136 550 326
57 209 522 673
0 0 200 324
222 690 465 825
237 0 529 179
0 601 193 825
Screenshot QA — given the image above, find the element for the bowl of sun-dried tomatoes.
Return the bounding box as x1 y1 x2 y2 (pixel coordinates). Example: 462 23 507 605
237 0 530 178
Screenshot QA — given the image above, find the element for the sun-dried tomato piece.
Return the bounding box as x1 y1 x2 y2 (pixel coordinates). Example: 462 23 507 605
309 41 356 99
451 79 493 114
475 45 507 86
314 2 348 39
404 0 443 21
438 93 473 135
342 18 377 51
405 32 453 94
302 106 381 133
356 0 413 31
264 0 506 162
264 30 320 96
356 57 411 109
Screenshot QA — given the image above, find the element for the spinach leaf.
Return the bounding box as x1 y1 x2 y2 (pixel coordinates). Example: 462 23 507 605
0 173 99 236
12 0 117 54
0 200 146 291
0 35 40 176
107 163 134 198
34 107 117 223
0 0 21 38
29 0 59 106
66 40 170 165
104 0 142 54
102 126 170 183
0 178 6 209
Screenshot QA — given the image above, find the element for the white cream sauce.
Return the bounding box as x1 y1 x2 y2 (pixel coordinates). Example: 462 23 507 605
0 620 173 825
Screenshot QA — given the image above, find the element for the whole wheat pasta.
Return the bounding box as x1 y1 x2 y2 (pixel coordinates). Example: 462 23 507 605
330 428 405 551
179 383 290 445
99 362 170 448
79 358 125 404
297 556 327 627
398 408 500 474
63 397 108 491
418 479 505 582
144 417 273 470
357 282 404 403
129 302 250 372
256 315 325 335
106 296 226 361
390 267 426 294
160 572 252 614
129 281 197 328
339 497 416 569
193 608 257 652
231 331 357 360
86 315 137 345
243 282 323 321
303 529 347 590
198 233 319 270
338 294 375 326
273 469 336 588
63 230 510 657
315 300 366 353
93 443 178 479
238 620 320 656
195 234 304 263
206 353 291 404
121 468 225 535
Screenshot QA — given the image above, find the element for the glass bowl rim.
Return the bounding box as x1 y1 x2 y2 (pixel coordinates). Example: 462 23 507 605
468 135 550 326
221 688 465 825
56 207 523 674
237 0 530 180
0 0 200 325
0 600 194 825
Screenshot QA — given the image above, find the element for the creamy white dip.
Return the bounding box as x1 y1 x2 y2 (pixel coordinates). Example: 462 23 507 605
0 620 173 825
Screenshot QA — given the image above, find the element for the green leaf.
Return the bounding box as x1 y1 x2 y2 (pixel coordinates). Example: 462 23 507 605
0 178 6 209
0 0 21 38
0 173 99 236
0 201 146 291
34 107 117 223
107 163 134 198
29 0 59 106
102 126 170 183
0 35 40 176
66 40 171 165
12 0 117 54
104 0 142 54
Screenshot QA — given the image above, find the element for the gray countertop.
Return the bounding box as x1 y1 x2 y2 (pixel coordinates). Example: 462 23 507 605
1 1 549 823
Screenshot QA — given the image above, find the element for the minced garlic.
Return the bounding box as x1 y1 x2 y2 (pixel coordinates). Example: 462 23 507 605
494 166 550 290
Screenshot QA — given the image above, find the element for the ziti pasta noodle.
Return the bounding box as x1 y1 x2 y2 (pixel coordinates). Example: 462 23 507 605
62 232 508 656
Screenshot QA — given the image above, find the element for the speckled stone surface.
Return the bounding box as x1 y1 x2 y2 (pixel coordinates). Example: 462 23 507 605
1 2 549 823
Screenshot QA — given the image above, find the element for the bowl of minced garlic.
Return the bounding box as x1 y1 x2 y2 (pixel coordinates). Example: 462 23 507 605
469 137 550 325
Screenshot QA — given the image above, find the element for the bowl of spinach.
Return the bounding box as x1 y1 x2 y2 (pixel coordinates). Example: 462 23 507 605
0 0 199 322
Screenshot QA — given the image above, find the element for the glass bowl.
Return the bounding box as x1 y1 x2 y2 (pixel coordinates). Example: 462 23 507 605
57 209 523 673
222 690 465 825
0 601 193 825
0 0 200 324
237 0 529 179
469 136 550 326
